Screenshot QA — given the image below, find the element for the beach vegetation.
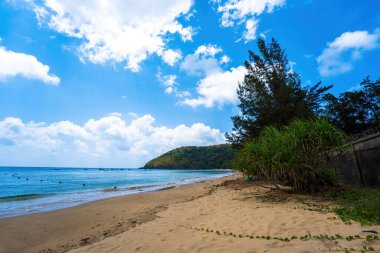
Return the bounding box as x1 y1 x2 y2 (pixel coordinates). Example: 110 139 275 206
226 36 379 144
295 188 380 225
234 119 346 193
188 225 378 251
226 36 379 195
332 188 380 226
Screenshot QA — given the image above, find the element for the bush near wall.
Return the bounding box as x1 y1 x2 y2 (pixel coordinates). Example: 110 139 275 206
235 119 346 193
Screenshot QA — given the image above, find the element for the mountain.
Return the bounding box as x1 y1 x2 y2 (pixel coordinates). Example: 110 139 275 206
143 144 236 169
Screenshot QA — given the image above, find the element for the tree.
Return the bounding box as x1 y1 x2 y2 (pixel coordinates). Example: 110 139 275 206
226 38 331 146
361 77 380 126
323 77 380 135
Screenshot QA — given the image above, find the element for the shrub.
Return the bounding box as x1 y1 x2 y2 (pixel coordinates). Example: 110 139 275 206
235 119 346 193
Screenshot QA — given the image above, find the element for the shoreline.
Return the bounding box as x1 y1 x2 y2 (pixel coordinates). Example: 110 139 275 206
0 174 238 253
0 168 234 219
1 174 379 253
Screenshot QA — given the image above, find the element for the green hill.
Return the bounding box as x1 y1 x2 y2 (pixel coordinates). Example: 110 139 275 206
143 144 236 169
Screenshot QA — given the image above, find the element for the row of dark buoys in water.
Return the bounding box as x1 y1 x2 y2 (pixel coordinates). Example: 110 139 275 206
98 168 125 171
7 172 118 189
8 174 90 187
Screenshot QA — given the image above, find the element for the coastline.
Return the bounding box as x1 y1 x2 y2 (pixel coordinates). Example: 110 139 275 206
1 174 379 253
0 167 234 219
0 174 238 253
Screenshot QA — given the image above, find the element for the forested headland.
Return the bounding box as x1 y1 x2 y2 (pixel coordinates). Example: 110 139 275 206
143 144 235 169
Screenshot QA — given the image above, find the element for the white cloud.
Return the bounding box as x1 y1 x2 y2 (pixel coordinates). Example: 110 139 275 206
157 72 177 94
156 71 191 97
347 84 361 92
242 18 258 42
180 44 223 76
128 112 138 118
20 0 194 72
195 44 223 57
259 29 271 39
183 66 246 108
288 61 296 74
220 55 231 64
179 44 244 108
184 9 196 21
163 75 177 87
161 49 183 66
0 45 60 85
213 0 285 43
177 90 192 98
0 114 225 167
178 27 195 42
180 54 221 76
317 29 380 77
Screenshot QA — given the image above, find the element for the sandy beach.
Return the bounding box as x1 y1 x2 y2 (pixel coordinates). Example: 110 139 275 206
1 175 379 253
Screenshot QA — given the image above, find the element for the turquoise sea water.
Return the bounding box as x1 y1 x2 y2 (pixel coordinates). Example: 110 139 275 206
0 167 233 218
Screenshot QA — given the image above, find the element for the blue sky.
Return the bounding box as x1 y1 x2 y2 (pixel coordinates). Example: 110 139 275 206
0 0 379 167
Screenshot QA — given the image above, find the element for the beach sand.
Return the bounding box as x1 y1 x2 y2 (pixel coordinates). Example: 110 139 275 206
1 175 379 253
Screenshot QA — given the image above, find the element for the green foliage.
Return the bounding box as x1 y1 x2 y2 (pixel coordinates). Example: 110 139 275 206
323 77 380 135
333 188 380 226
226 37 331 146
189 225 378 251
225 36 378 143
235 119 346 193
143 144 235 169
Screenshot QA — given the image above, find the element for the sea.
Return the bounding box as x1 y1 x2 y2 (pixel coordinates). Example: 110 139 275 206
0 167 233 218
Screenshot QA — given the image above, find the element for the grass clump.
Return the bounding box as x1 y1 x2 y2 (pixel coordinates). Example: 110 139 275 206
333 188 380 226
235 119 346 193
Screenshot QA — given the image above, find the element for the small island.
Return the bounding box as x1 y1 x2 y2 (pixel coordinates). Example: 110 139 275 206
143 144 236 169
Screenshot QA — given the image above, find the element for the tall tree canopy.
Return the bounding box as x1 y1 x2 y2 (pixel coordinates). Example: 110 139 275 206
226 38 331 146
323 77 380 135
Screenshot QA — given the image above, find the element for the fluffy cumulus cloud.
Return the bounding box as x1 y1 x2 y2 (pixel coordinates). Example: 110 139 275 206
0 45 60 85
317 29 380 77
157 44 237 102
220 55 231 64
180 44 245 108
213 0 285 42
0 114 224 167
161 49 183 66
20 0 194 72
180 44 223 76
183 66 246 108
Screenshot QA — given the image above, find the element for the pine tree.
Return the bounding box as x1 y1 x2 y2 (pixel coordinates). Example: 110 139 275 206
226 38 331 146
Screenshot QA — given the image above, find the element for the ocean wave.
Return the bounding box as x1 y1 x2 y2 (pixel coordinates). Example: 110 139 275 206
0 194 48 202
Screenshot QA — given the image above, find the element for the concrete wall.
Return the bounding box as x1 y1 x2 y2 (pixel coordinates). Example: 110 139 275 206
330 133 380 187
